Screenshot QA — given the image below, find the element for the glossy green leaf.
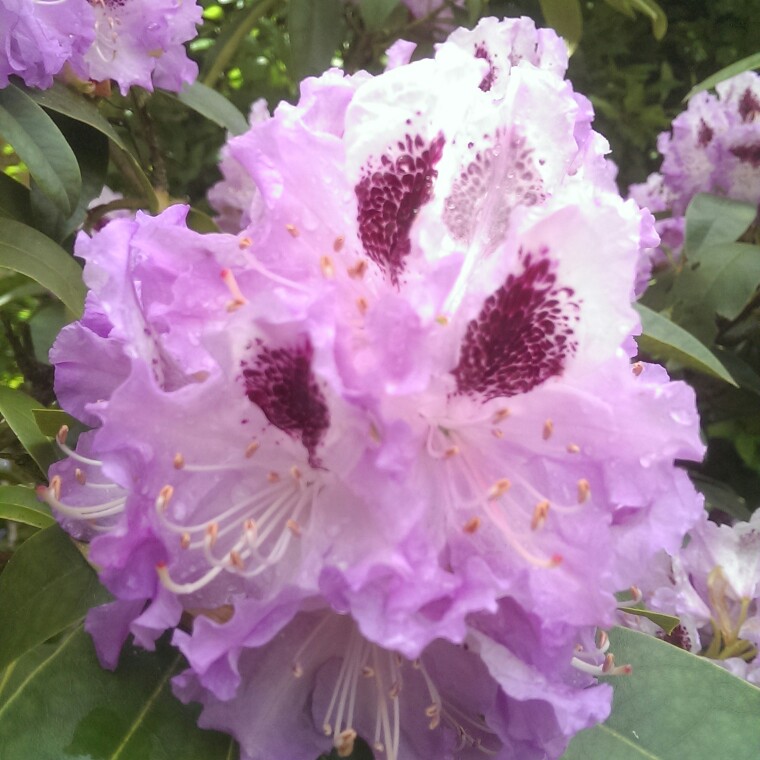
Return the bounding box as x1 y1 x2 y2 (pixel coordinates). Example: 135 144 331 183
0 217 86 316
634 304 737 385
538 0 583 53
561 627 760 760
685 52 760 101
0 485 54 529
0 84 80 216
0 525 110 671
0 385 58 475
671 242 760 342
684 193 756 256
359 0 400 30
0 173 32 225
30 119 109 243
617 607 680 635
26 82 159 212
288 0 346 81
0 626 237 760
175 82 248 136
32 408 80 437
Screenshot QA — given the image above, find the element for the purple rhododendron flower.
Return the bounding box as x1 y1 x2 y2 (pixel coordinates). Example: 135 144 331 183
629 71 760 278
41 16 705 759
0 0 94 88
1 0 200 92
625 510 760 685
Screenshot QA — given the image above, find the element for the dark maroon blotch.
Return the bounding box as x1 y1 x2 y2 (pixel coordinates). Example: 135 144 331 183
474 44 496 92
730 141 760 168
355 132 445 286
453 249 579 400
738 88 760 122
659 624 692 652
697 119 714 148
241 340 329 465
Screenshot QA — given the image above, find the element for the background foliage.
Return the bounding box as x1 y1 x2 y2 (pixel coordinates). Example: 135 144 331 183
2 1 760 758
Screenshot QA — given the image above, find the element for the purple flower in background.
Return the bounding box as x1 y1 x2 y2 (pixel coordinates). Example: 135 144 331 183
629 71 760 275
0 0 93 88
0 0 201 93
626 510 760 685
73 0 202 94
41 16 705 759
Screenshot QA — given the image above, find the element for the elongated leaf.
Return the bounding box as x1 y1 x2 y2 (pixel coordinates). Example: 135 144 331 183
0 626 237 760
686 52 760 101
32 408 79 437
0 385 58 475
671 242 760 342
288 0 346 81
634 304 736 385
689 471 752 521
538 0 583 53
617 607 680 635
175 82 247 135
0 485 54 529
562 627 760 759
628 0 667 40
0 217 86 316
0 173 31 224
26 82 158 212
30 119 109 243
0 525 110 671
0 85 80 216
685 193 756 256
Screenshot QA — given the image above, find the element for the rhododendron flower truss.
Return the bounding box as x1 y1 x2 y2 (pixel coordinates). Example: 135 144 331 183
42 15 707 758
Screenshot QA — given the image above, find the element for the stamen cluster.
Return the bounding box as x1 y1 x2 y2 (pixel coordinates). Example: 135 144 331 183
42 17 705 760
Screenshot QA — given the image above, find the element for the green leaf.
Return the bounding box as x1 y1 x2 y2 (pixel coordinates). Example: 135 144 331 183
32 408 80 438
175 82 248 136
26 82 158 213
0 485 54 529
359 0 400 30
561 627 760 760
0 217 86 316
0 173 32 225
634 303 737 385
689 471 752 521
288 0 346 81
617 607 680 635
685 193 757 256
0 525 110 671
0 385 58 475
671 242 760 342
628 0 667 40
0 626 237 760
186 207 221 234
538 0 583 53
29 301 70 364
30 119 109 243
685 52 760 101
0 84 80 217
